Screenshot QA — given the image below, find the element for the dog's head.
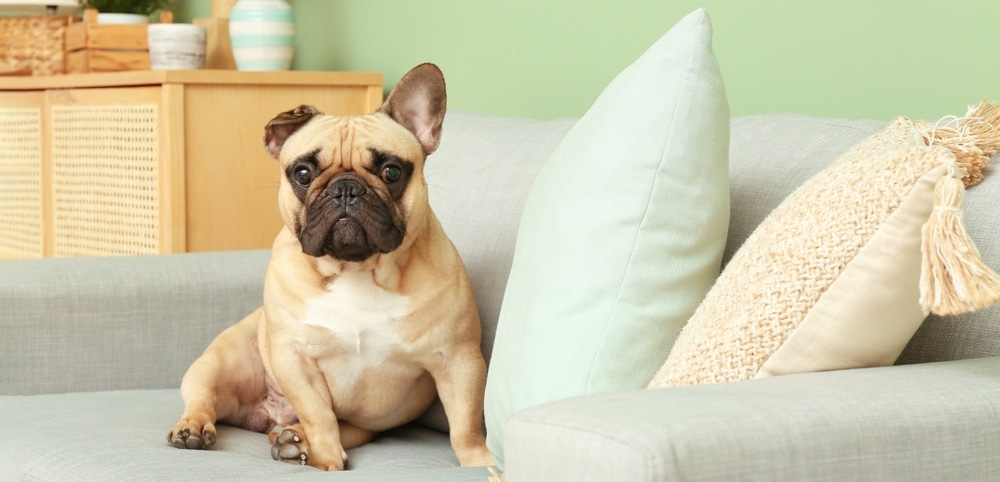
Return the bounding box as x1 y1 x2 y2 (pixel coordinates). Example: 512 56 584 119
263 63 446 263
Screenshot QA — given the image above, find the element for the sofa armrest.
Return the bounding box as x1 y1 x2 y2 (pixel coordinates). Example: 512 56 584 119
502 357 1000 481
0 250 269 395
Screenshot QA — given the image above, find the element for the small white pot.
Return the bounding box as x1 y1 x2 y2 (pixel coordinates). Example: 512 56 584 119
96 13 150 24
148 24 207 70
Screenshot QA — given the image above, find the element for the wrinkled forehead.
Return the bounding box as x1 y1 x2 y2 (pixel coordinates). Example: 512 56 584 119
279 112 424 170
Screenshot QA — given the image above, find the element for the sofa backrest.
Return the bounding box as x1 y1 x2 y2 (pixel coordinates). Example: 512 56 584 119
3 111 994 396
0 249 270 395
426 112 577 363
430 111 1000 370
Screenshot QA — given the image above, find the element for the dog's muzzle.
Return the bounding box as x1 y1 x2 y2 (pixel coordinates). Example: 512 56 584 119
298 174 405 261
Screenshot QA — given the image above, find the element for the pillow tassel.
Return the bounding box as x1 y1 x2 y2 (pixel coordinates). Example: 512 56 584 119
920 162 1000 316
916 99 1000 188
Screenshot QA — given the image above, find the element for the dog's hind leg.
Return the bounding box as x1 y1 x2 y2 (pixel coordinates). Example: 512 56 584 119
167 308 269 449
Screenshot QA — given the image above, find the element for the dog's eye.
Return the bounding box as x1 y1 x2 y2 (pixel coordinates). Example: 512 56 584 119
293 167 313 187
381 165 402 183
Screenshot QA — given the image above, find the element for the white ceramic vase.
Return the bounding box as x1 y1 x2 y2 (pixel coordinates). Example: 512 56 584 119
228 0 295 71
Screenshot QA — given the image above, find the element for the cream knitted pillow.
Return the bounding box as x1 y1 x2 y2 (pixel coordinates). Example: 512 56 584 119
649 102 1000 387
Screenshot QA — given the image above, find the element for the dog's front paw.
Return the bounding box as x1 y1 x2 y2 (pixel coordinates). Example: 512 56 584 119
167 419 217 450
270 425 348 470
270 427 310 466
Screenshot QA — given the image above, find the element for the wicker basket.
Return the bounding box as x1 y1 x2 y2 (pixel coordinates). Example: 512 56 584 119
0 16 73 76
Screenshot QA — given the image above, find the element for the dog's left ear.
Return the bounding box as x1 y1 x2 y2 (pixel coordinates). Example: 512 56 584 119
264 105 322 159
379 63 447 156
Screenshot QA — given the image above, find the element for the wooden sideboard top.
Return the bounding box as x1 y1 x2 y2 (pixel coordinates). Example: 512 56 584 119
0 70 383 91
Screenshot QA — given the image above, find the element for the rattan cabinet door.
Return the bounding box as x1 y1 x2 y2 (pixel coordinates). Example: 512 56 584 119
0 92 45 259
46 87 174 257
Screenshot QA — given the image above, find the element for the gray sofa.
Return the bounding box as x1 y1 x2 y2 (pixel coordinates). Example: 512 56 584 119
2 111 999 481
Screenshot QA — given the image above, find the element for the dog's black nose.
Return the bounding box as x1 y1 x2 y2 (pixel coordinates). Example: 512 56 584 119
331 179 365 206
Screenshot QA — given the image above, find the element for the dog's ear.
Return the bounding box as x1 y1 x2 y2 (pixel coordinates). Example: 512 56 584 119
264 105 322 159
379 63 447 156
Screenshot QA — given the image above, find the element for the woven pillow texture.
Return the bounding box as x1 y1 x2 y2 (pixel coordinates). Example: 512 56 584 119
484 8 730 468
649 102 1000 387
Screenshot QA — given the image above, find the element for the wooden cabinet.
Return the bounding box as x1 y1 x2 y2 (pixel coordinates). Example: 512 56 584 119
0 70 382 258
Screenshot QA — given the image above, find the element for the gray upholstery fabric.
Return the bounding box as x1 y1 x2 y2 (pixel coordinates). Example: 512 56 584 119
0 390 487 481
428 111 577 364
0 249 269 396
725 114 886 265
3 111 999 480
415 112 577 432
899 148 1000 363
504 356 1000 482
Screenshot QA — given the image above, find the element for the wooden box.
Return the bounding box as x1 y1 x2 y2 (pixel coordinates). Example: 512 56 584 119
65 9 151 73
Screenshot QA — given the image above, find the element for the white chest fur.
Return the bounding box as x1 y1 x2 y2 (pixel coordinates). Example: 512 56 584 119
302 271 411 360
303 272 419 401
298 270 432 422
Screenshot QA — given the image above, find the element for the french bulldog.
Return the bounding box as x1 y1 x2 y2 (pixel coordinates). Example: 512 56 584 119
166 63 494 471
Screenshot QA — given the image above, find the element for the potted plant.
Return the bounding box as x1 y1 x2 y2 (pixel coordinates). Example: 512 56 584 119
78 0 175 24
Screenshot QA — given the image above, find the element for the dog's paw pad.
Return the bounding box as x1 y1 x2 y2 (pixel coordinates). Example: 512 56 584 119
271 428 309 465
167 425 216 450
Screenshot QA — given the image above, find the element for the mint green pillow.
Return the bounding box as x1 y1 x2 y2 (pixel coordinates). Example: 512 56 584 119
484 8 730 468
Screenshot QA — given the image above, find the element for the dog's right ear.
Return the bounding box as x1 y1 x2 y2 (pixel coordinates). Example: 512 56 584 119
264 105 321 159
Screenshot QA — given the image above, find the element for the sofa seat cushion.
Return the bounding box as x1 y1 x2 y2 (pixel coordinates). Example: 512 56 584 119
506 357 1000 481
0 390 488 481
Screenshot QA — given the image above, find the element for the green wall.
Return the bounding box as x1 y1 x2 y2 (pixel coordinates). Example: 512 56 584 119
177 1 998 121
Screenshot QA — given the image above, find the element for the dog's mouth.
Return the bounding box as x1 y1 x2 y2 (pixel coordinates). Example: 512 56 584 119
298 176 405 261
323 217 374 262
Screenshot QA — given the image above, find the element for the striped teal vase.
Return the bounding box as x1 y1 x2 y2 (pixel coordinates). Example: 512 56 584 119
229 0 295 71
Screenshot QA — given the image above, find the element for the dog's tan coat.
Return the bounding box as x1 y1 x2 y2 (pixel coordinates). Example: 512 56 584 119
167 64 493 471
